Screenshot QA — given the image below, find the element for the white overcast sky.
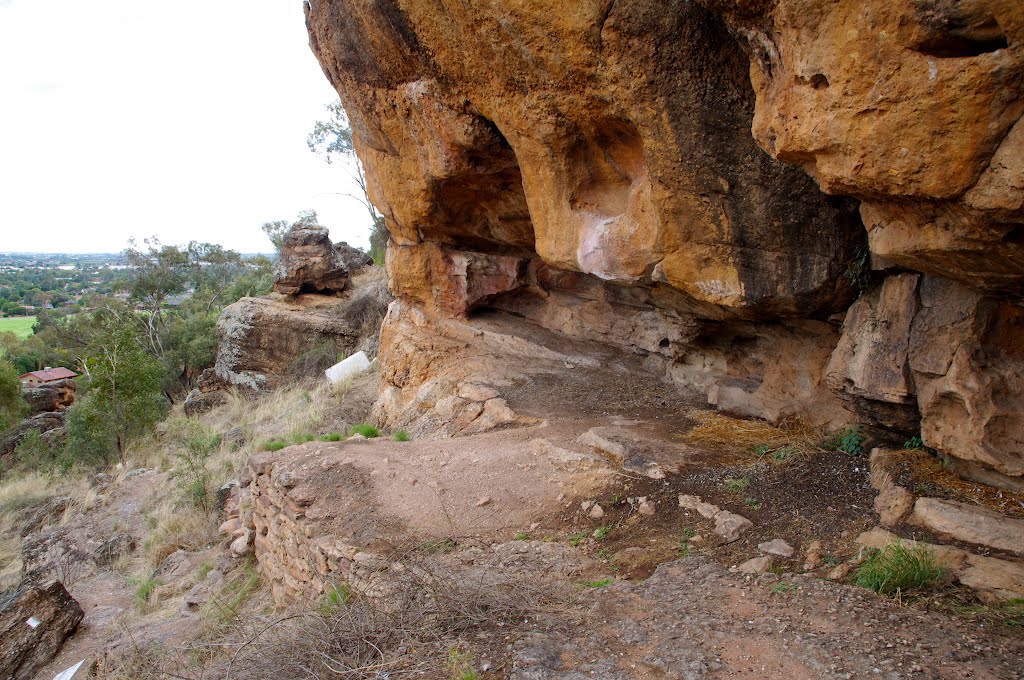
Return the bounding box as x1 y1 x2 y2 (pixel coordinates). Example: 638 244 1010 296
0 0 372 254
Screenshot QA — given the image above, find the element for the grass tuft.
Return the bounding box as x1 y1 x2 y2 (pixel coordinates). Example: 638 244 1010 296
393 429 410 442
855 543 946 597
348 423 380 438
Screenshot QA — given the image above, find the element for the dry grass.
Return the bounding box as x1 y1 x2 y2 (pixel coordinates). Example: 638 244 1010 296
96 543 574 680
0 470 98 589
139 484 217 567
682 409 824 464
896 448 1024 518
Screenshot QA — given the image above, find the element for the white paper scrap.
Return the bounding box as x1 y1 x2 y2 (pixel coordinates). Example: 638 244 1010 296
54 660 85 680
25 616 40 629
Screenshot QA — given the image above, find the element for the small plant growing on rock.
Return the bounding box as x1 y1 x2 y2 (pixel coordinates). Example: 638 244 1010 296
349 423 380 438
855 543 946 598
514 531 529 541
318 432 343 442
393 429 410 442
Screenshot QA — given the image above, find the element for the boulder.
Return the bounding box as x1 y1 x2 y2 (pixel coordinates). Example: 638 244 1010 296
0 411 66 458
183 388 228 416
273 223 368 296
0 580 84 680
205 295 358 391
21 378 76 415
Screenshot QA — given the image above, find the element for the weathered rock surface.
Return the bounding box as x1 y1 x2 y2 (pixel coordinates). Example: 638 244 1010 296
203 294 358 391
21 378 76 415
272 223 370 296
305 1 1024 479
909 497 1024 555
0 580 84 680
0 411 66 458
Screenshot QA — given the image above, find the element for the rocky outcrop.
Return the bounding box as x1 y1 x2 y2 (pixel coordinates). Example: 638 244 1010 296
305 2 1023 481
201 294 359 391
0 411 66 459
21 379 75 415
0 580 84 680
273 223 371 296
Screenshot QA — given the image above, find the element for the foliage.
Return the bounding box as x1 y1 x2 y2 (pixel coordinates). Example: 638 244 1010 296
393 429 410 442
447 648 479 680
11 429 52 472
824 426 866 456
318 432 343 442
167 418 220 512
855 544 946 597
259 439 287 452
132 573 162 608
308 101 389 264
593 525 613 541
0 358 25 431
261 220 289 252
349 423 380 438
64 314 169 466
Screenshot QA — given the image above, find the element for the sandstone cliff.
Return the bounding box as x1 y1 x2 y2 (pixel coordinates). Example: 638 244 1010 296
304 0 1023 485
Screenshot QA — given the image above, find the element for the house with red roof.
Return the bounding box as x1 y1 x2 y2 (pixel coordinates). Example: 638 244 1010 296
18 367 78 385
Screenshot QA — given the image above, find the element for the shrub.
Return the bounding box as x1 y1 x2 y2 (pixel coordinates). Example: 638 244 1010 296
318 432 343 442
855 543 946 597
11 428 53 472
349 423 380 438
393 430 410 442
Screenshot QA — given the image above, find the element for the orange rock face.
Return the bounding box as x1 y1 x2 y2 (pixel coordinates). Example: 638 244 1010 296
305 0 1023 483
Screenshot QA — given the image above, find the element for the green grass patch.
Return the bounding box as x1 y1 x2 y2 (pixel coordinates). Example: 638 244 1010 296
392 430 410 442
259 439 287 452
593 525 613 541
318 432 343 442
207 555 260 623
855 543 946 597
724 476 750 492
576 578 614 589
0 316 36 338
318 583 352 614
513 531 529 541
348 423 380 438
568 530 590 547
131 573 161 608
770 581 796 594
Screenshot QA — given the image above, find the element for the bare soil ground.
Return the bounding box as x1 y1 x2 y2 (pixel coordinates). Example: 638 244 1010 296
20 321 1024 678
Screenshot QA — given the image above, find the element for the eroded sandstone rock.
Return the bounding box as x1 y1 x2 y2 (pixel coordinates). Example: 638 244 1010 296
305 1 1024 478
273 224 369 296
21 379 75 415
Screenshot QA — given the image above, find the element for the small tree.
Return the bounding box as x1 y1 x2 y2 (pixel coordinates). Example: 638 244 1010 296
308 101 388 264
65 315 168 466
0 358 25 431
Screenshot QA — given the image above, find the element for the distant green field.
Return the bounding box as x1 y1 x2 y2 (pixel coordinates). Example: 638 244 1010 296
0 316 36 338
